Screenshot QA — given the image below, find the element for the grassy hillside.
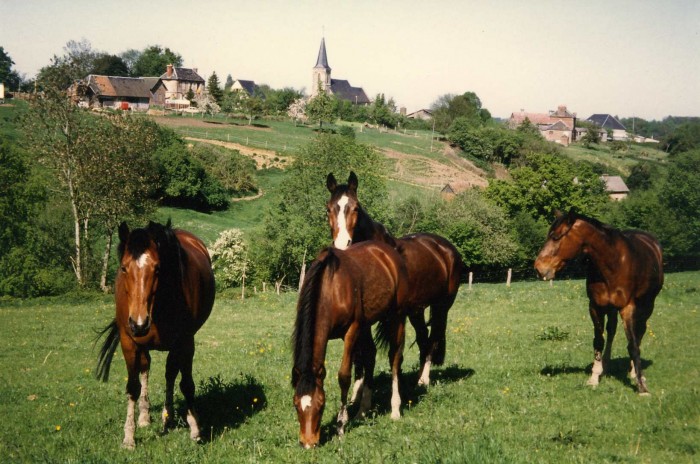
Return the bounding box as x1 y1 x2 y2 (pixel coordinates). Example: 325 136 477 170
562 142 667 176
1 272 697 462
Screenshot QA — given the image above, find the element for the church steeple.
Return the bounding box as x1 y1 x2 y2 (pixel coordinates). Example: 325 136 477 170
312 37 331 96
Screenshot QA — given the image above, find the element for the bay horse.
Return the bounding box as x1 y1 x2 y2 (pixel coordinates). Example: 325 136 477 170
95 221 215 448
292 242 409 448
534 210 663 395
326 172 463 387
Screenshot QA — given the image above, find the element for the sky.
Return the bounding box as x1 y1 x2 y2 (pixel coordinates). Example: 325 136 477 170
2 0 699 120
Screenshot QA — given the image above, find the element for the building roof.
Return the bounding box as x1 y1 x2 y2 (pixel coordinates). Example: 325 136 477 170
510 105 575 128
601 175 630 193
159 67 205 83
550 105 575 118
234 79 257 96
407 109 432 118
587 114 626 131
544 120 571 131
330 79 370 104
86 75 154 98
314 37 331 70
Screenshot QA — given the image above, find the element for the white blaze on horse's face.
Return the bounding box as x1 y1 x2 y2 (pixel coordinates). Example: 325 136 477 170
334 195 352 250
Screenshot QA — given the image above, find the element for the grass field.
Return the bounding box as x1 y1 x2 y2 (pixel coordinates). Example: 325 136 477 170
1 272 698 463
562 143 667 177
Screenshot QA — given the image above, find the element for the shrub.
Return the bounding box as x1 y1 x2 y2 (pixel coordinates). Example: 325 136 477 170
210 229 249 289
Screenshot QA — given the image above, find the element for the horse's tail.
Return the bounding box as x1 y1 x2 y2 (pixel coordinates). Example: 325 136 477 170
374 316 392 352
291 249 339 392
95 319 120 382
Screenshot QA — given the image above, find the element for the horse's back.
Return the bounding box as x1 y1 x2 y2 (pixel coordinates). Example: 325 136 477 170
623 230 664 300
396 233 463 304
175 229 215 329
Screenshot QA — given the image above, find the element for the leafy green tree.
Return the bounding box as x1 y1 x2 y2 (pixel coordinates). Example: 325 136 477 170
305 84 337 129
119 48 141 76
485 153 608 222
224 74 234 91
253 134 386 286
132 45 182 77
659 150 700 257
189 143 257 194
369 93 397 128
91 53 128 76
0 46 21 90
626 162 657 191
37 39 99 89
431 91 491 133
664 121 700 155
242 95 263 125
207 71 223 103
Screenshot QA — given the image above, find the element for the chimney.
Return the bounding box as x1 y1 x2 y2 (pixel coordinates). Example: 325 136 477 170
166 64 173 77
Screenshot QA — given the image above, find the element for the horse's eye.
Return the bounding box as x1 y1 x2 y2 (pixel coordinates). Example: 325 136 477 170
120 266 127 273
353 207 359 212
154 265 160 274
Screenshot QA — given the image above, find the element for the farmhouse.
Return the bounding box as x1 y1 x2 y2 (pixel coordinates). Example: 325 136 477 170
407 109 433 120
311 37 370 105
601 174 630 201
231 79 258 98
154 64 205 108
508 105 576 146
586 114 628 141
69 75 161 111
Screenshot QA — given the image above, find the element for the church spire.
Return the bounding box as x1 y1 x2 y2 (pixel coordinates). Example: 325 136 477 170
314 37 331 71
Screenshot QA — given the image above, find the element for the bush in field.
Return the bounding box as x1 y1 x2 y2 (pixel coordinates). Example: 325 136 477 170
210 229 249 288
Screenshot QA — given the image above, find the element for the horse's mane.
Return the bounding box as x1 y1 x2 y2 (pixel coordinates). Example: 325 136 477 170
291 248 340 394
554 211 621 245
118 221 185 284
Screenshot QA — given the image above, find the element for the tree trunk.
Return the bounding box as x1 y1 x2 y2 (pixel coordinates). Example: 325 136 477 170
67 177 84 286
100 230 113 293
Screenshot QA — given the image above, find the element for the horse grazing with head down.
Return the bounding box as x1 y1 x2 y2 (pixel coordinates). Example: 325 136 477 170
535 210 663 395
95 221 215 448
326 172 463 387
292 242 409 448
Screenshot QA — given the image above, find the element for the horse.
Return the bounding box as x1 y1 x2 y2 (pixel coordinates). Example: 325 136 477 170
534 210 663 395
291 242 409 448
326 172 463 387
95 221 215 448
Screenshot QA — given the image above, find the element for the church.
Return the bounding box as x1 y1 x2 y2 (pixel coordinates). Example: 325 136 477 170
311 38 370 105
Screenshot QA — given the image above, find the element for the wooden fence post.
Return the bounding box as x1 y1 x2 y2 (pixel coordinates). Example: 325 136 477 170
468 271 473 291
506 268 512 287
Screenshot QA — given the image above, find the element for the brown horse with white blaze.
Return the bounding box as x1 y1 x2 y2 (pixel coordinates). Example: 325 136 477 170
534 210 663 394
95 221 215 448
292 242 409 448
326 172 463 387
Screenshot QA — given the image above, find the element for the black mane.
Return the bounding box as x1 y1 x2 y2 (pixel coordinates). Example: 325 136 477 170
118 221 185 283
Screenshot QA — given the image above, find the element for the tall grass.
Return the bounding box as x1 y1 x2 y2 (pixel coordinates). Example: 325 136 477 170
1 272 697 462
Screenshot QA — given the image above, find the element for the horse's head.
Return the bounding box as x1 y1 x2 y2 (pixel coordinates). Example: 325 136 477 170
534 209 584 280
326 172 360 250
117 222 163 338
292 366 326 449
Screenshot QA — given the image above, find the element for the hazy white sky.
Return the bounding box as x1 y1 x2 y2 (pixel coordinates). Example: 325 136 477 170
2 0 698 119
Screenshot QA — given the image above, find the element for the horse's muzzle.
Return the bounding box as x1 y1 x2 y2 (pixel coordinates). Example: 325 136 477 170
128 316 151 337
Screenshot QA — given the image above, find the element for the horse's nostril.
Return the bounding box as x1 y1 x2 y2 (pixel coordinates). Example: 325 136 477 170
346 240 352 247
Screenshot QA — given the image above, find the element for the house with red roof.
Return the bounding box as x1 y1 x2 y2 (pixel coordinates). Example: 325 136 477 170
508 105 576 146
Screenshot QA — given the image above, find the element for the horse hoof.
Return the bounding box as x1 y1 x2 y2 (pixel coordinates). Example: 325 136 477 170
122 439 135 450
586 377 599 387
391 411 401 420
138 416 151 427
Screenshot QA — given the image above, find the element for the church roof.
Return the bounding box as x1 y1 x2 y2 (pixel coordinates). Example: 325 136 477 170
314 37 331 70
330 79 370 104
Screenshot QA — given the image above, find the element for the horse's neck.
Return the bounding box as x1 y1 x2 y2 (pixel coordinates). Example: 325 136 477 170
356 209 396 246
579 221 623 280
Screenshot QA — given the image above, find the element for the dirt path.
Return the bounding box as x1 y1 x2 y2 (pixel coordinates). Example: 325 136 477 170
230 189 264 202
185 137 291 169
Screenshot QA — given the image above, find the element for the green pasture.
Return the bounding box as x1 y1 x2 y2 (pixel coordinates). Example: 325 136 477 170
1 272 698 462
562 143 667 177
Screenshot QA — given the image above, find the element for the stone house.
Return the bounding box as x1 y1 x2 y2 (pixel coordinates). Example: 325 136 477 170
69 75 161 111
153 64 205 108
508 105 576 146
231 79 258 97
407 109 433 120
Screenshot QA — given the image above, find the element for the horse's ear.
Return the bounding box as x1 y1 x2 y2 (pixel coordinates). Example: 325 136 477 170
348 171 358 192
165 218 172 229
326 173 337 193
553 209 563 219
118 222 129 243
567 208 577 224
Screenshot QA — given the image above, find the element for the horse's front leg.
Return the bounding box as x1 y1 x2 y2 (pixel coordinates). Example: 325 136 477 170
408 310 430 387
122 344 148 449
162 350 178 433
138 351 152 427
587 305 606 387
388 316 406 420
337 323 360 437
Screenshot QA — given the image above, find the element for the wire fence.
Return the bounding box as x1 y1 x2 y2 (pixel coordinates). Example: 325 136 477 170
174 127 294 153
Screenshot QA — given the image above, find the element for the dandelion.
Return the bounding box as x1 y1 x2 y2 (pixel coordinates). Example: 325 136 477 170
55 425 61 432
69 402 75 407
253 397 258 404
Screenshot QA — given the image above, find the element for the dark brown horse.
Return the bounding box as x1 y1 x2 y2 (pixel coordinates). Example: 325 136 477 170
326 172 463 387
534 210 663 395
96 221 215 448
292 242 409 448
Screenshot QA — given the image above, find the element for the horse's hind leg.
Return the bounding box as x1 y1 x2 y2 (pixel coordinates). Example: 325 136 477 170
388 317 406 420
622 303 650 395
177 337 203 441
354 327 376 419
350 346 364 405
587 305 606 387
603 309 618 367
409 310 431 387
337 323 360 437
424 295 456 382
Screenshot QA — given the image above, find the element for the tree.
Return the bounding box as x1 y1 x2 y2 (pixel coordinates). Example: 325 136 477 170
242 95 263 125
626 162 657 191
369 93 398 128
664 121 700 155
0 47 21 90
253 134 386 286
485 153 608 222
659 150 700 257
287 97 307 125
119 49 141 76
22 88 164 288
91 53 128 76
305 84 337 129
210 229 249 288
207 71 223 103
37 39 99 90
431 91 491 133
224 74 234 91
132 45 182 77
